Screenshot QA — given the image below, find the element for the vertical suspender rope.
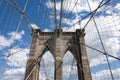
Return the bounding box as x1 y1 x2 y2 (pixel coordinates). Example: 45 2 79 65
8 0 29 55
0 3 7 35
0 58 7 80
59 0 63 29
0 0 3 6
53 0 57 29
0 0 29 79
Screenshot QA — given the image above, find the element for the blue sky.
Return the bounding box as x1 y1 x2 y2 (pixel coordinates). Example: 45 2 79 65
0 0 120 80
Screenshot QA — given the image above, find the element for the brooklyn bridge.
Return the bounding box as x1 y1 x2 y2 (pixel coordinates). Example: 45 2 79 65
0 0 120 80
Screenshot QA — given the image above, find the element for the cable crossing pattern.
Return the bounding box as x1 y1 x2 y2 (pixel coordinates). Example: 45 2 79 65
0 0 120 80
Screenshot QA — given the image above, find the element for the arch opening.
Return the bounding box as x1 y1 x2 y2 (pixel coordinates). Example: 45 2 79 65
39 51 55 80
62 51 78 80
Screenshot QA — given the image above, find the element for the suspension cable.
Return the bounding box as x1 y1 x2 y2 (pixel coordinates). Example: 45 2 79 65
0 0 29 79
65 0 72 17
66 0 78 20
83 43 120 61
59 0 63 29
25 33 58 80
83 0 104 29
86 0 114 79
0 2 8 35
71 0 111 28
0 57 8 80
0 46 30 60
53 0 57 29
9 0 28 46
12 0 33 29
0 46 29 79
4 0 32 29
25 45 55 80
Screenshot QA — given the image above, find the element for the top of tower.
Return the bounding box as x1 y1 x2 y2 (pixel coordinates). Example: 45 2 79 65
30 24 40 30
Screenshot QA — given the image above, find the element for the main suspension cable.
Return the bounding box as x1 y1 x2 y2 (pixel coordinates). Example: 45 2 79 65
0 0 29 79
4 0 33 29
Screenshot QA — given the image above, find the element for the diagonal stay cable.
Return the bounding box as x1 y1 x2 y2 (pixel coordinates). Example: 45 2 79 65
86 0 114 79
12 0 33 29
55 58 63 71
25 35 56 80
0 46 30 79
0 0 29 79
25 31 58 80
83 0 108 29
0 46 30 60
25 40 56 80
82 42 120 61
9 0 29 47
71 0 111 28
4 0 33 29
25 47 46 80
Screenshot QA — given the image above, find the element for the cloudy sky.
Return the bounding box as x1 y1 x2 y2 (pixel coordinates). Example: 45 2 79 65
0 0 120 80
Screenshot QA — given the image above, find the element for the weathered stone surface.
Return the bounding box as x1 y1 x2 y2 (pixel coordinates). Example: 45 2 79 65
24 29 92 80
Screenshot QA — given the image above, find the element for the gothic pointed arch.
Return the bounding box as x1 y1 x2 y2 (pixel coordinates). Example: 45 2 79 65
62 50 78 80
39 50 55 80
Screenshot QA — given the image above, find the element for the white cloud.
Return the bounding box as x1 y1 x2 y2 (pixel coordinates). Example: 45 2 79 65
41 51 54 65
85 13 120 66
46 0 101 13
43 28 51 32
46 1 120 79
0 30 28 80
2 67 25 80
14 2 120 80
0 36 11 50
8 30 25 40
62 65 78 79
115 2 120 10
0 30 25 50
92 68 120 80
44 1 120 79
1 47 29 80
0 44 29 79
39 51 54 80
39 73 47 80
7 48 29 67
1 1 120 80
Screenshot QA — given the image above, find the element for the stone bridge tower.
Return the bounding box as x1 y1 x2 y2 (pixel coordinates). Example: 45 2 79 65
24 29 92 80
